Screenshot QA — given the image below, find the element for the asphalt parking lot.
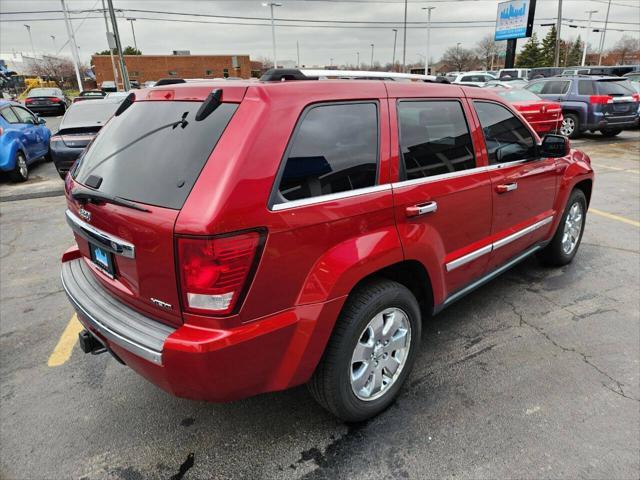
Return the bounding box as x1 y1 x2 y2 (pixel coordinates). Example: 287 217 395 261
1 129 638 479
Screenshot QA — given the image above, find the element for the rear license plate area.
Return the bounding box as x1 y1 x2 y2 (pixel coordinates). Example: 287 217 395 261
89 243 116 277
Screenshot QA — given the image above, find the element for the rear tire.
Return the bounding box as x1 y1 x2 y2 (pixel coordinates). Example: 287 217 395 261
600 129 621 137
560 113 580 139
308 279 421 422
537 189 587 267
8 151 29 182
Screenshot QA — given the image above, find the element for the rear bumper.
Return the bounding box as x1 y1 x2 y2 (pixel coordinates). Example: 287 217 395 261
586 112 639 130
61 256 345 401
50 144 82 176
26 104 64 114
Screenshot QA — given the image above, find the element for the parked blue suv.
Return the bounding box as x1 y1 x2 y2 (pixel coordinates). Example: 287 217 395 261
525 76 639 138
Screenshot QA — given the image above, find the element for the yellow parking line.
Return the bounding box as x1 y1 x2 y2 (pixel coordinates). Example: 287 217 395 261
48 314 83 367
590 208 640 228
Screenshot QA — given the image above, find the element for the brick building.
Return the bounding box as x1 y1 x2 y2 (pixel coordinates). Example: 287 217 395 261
91 54 252 87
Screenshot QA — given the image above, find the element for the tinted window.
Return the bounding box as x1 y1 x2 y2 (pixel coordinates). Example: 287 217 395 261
73 101 238 210
276 103 378 202
595 80 635 96
578 81 595 95
28 88 60 97
0 107 20 124
13 107 36 124
526 82 545 94
500 70 518 78
61 101 119 129
398 100 476 180
542 81 570 95
474 101 536 164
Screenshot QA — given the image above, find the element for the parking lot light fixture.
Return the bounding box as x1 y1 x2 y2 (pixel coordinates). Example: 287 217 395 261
422 6 435 75
262 2 282 69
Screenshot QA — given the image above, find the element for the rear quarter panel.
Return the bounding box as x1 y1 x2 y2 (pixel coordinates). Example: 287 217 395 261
0 118 23 171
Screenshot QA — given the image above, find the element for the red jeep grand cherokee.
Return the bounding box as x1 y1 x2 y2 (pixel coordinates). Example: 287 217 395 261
61 71 594 421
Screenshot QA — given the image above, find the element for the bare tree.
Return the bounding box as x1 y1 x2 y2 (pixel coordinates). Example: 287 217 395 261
610 35 640 65
441 46 478 72
29 56 79 89
475 34 505 70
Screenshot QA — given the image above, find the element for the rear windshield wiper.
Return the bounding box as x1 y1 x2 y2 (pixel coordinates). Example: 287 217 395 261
71 187 150 212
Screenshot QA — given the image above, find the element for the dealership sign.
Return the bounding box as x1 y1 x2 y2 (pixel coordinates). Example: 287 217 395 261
495 0 536 41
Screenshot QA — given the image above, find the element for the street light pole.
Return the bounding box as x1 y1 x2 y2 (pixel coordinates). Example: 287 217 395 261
554 0 563 67
422 6 435 75
356 52 360 69
598 0 612 66
582 10 597 66
126 18 138 51
402 0 408 71
296 40 300 67
50 35 57 53
106 0 130 91
101 0 119 90
263 2 282 69
370 43 375 68
391 29 398 71
60 0 83 91
24 25 36 62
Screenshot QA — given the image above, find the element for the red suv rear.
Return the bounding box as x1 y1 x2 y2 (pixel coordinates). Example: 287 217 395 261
61 74 594 421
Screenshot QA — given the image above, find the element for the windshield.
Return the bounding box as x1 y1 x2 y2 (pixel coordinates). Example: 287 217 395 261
73 101 238 209
28 88 60 97
496 89 541 102
61 101 120 129
595 80 636 96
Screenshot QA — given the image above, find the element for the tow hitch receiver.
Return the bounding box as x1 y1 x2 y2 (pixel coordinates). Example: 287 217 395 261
78 330 106 355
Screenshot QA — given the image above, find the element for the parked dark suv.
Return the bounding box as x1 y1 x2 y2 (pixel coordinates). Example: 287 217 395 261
525 76 639 138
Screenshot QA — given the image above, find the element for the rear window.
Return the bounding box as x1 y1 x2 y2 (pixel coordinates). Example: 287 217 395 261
595 80 635 96
495 89 541 102
578 81 595 95
61 102 120 129
28 88 60 97
73 101 238 209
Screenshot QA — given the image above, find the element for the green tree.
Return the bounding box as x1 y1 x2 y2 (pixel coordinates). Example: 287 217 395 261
566 36 583 66
516 33 542 67
540 25 557 67
94 46 141 55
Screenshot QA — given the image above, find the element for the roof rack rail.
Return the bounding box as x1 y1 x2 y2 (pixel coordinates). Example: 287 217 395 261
260 68 439 83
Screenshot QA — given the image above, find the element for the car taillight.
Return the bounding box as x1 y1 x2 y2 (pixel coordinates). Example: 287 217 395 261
0 127 3 136
49 97 62 103
633 93 640 102
590 95 613 105
177 231 262 315
24 98 33 104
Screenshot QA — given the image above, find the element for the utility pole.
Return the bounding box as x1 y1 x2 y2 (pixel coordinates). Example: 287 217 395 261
598 0 612 66
402 0 408 71
263 2 282 69
60 0 83 91
126 18 137 51
422 6 435 75
106 0 130 91
101 0 119 90
554 0 563 67
392 29 398 71
582 10 597 66
370 43 375 68
296 40 300 67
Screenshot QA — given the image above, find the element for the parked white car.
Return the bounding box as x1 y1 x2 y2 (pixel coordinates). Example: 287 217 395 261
450 72 496 87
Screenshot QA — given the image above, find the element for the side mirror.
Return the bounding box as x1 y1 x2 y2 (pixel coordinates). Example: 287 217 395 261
38 117 47 125
539 134 570 158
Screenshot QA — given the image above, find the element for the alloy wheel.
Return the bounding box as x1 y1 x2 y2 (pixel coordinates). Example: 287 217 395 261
562 202 583 255
350 307 411 401
560 117 575 137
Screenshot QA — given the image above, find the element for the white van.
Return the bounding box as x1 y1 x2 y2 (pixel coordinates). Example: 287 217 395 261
498 68 531 80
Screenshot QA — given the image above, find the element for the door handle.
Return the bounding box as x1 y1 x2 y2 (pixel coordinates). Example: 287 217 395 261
496 182 518 194
406 201 438 217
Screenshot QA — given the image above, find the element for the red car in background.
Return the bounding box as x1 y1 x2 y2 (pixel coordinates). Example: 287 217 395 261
492 87 563 135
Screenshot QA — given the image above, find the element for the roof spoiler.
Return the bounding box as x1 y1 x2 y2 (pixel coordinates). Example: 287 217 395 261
154 78 187 86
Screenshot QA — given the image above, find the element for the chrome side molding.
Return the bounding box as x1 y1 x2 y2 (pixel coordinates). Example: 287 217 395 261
446 216 554 272
65 209 135 259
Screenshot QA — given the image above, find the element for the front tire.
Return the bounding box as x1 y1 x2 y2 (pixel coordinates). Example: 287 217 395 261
537 189 587 266
308 279 421 422
560 113 580 139
8 151 29 182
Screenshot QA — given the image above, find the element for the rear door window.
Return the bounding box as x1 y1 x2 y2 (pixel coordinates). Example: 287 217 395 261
73 101 238 210
398 100 476 180
541 81 570 95
578 81 595 95
275 102 378 204
13 107 37 124
0 107 20 124
474 101 537 164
